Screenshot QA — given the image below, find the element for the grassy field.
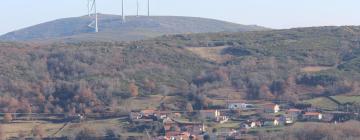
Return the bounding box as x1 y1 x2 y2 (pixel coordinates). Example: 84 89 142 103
212 121 240 129
120 95 164 111
303 97 338 110
1 118 142 139
2 120 64 138
249 126 285 133
330 95 360 104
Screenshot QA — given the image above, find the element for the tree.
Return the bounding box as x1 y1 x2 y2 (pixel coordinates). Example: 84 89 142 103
186 102 194 112
3 113 12 123
129 82 139 97
270 80 286 96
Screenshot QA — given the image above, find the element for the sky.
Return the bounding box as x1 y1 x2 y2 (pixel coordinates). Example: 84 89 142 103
0 0 359 35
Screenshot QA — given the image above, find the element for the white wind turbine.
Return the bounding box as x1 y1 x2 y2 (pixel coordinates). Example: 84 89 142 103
87 0 98 32
122 0 126 23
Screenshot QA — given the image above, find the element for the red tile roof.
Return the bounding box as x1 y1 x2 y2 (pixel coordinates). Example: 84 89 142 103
304 112 321 116
287 109 302 112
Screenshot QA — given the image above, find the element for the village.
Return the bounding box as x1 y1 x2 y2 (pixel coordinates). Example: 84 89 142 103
2 96 359 140
125 98 359 140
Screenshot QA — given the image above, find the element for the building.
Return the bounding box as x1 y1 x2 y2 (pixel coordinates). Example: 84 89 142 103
303 112 323 121
228 103 254 110
264 104 280 113
199 110 221 120
286 108 302 120
240 121 261 129
279 114 294 125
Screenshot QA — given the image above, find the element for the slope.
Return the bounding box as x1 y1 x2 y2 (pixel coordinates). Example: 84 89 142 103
0 14 267 42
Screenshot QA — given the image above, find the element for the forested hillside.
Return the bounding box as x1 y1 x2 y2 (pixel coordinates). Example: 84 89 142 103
0 26 360 114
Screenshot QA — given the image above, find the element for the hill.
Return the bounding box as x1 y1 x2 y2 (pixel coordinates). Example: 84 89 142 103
1 26 360 114
0 14 267 42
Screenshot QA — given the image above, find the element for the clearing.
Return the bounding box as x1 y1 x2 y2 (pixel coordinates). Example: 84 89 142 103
185 46 232 63
1 118 139 138
300 66 333 73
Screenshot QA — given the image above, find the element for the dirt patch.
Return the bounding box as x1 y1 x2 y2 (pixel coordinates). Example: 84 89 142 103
185 46 233 63
300 66 332 73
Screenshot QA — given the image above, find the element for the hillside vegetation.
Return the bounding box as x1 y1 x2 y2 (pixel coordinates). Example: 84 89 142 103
1 26 360 114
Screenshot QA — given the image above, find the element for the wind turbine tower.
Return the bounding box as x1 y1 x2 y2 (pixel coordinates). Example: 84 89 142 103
87 0 91 16
122 0 126 23
148 0 150 16
87 0 99 32
137 0 139 17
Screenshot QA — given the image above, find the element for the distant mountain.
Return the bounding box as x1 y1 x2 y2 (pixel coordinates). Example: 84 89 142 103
0 14 267 42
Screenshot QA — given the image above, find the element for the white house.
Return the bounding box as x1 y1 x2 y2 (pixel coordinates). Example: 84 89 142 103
303 112 323 121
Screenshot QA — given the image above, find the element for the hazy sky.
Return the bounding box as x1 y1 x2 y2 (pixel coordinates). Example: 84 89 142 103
0 0 359 35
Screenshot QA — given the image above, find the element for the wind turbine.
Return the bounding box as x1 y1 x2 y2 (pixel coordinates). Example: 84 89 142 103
88 0 99 32
87 0 91 16
122 0 126 23
137 0 139 17
147 0 150 16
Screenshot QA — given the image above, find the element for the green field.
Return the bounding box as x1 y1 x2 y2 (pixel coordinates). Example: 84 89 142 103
2 118 143 139
213 121 240 129
330 95 360 104
303 97 338 110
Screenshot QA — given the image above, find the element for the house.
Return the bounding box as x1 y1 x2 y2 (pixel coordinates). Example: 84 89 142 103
264 104 280 113
199 110 221 120
155 111 169 120
279 114 294 125
228 103 254 110
240 121 261 129
130 110 158 122
286 108 302 120
303 112 323 121
129 112 142 120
